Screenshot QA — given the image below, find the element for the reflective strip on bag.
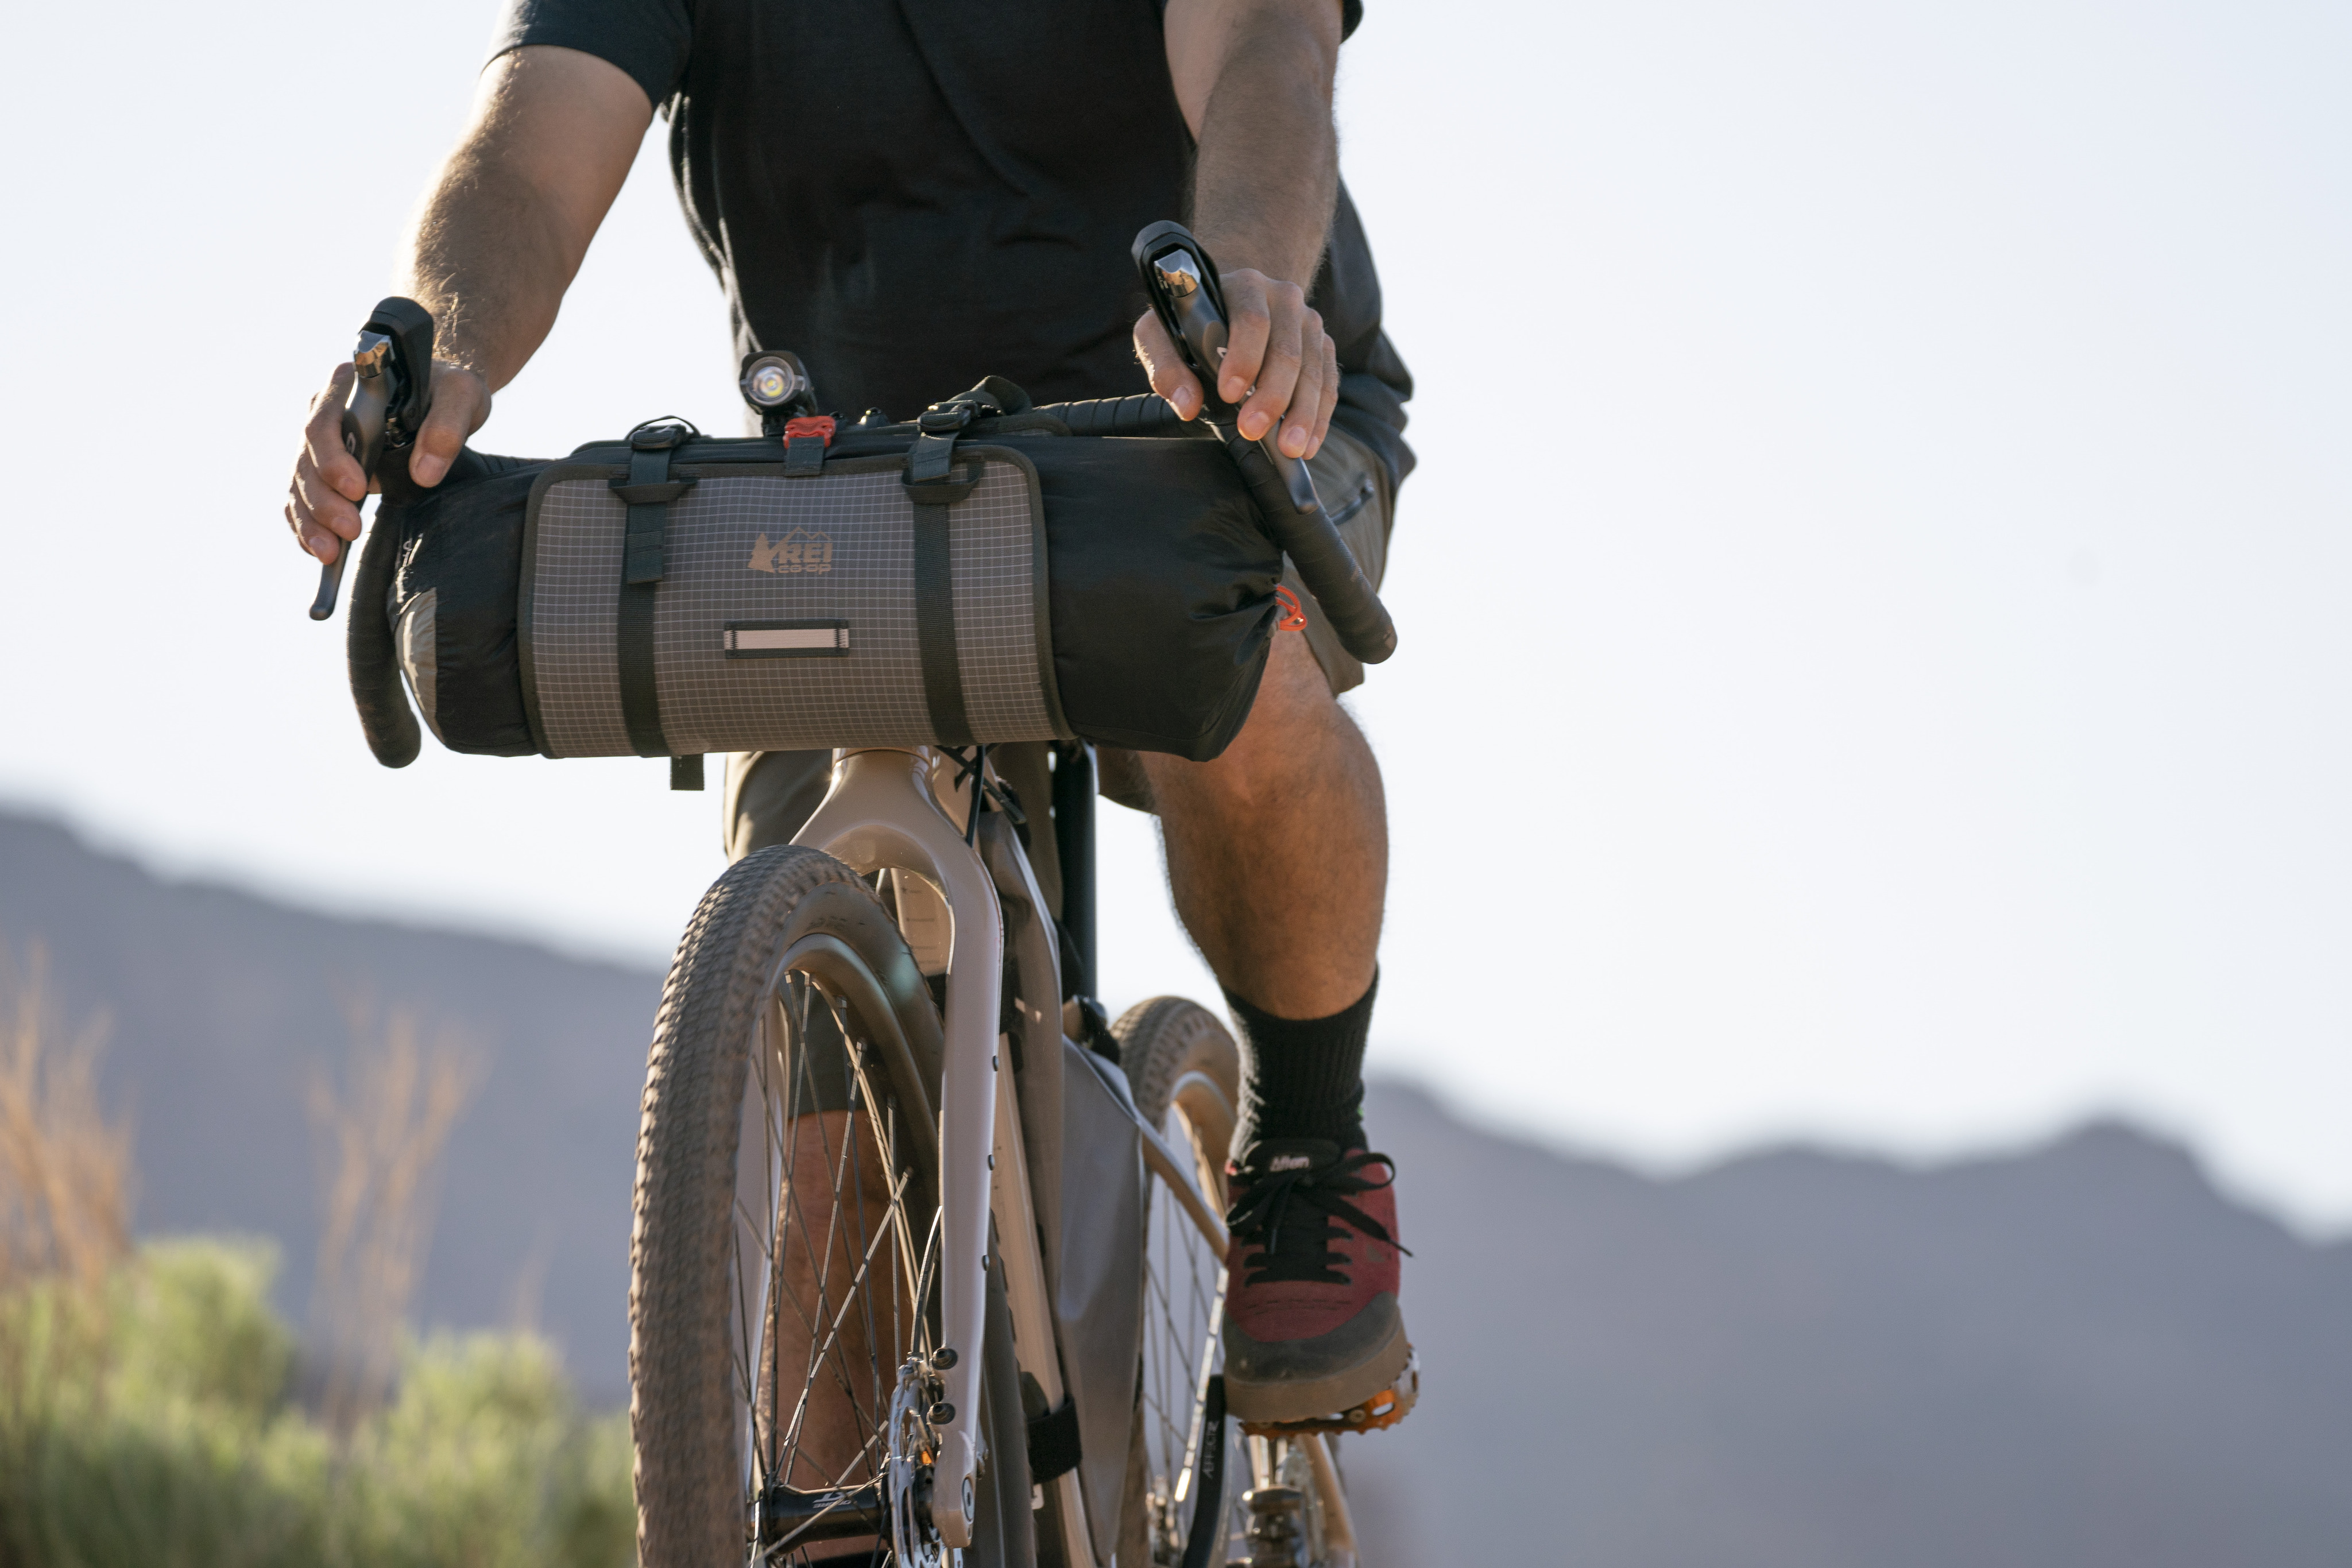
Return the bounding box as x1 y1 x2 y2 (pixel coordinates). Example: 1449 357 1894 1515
722 620 852 657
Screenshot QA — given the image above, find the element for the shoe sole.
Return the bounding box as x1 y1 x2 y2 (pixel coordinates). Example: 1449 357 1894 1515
1223 1310 1414 1426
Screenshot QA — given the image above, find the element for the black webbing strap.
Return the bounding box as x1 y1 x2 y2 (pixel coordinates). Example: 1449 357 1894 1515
907 405 977 748
613 423 697 759
908 404 968 483
1026 1393 1082 1482
911 494 971 748
784 434 827 475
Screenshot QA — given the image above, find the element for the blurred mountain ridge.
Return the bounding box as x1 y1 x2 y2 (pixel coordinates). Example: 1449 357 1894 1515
0 806 656 1388
3 806 2348 1565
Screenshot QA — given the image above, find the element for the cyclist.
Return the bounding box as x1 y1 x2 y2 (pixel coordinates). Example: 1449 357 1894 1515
284 0 1415 1431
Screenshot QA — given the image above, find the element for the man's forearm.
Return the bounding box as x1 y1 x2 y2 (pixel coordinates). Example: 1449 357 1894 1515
397 47 649 392
402 152 576 392
1186 3 1343 288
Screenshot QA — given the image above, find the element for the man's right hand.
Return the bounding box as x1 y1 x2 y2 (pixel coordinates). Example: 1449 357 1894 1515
284 358 490 563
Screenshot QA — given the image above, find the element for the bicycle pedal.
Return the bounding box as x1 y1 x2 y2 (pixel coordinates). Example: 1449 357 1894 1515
1239 1348 1420 1436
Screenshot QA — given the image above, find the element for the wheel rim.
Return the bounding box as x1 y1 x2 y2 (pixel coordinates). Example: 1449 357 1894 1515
1140 1067 1239 1563
730 960 941 1565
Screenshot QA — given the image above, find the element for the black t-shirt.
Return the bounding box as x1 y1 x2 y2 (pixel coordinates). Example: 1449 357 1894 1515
490 0 1412 485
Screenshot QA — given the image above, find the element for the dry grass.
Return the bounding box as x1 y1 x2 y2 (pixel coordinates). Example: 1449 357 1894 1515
0 943 134 1431
0 963 630 1567
308 1004 481 1442
0 944 131 1299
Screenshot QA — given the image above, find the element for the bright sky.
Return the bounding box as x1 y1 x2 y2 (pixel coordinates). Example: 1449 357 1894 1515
4 2 2347 1229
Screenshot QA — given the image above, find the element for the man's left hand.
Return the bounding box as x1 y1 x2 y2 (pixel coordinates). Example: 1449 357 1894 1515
1134 267 1340 459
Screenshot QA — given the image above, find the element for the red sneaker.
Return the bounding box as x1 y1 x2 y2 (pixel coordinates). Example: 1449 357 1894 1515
1221 1138 1413 1425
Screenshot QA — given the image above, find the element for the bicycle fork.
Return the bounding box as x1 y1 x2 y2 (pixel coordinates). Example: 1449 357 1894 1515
792 746 1002 1550
795 744 1241 1566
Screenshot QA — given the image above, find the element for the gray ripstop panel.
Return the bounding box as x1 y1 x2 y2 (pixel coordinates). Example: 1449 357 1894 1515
657 462 1062 752
529 479 634 757
950 466 1055 741
526 457 1060 756
654 468 931 753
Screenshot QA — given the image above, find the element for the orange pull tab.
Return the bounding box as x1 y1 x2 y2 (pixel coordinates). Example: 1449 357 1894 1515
1274 583 1309 632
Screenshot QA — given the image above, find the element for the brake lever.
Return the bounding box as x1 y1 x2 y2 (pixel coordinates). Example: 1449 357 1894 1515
1132 221 1396 665
309 297 436 621
1131 220 1322 517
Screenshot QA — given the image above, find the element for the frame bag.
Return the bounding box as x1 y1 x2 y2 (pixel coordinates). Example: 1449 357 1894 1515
349 383 1286 769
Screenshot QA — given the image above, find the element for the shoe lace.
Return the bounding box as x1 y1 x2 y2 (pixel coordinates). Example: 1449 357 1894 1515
1227 1150 1411 1286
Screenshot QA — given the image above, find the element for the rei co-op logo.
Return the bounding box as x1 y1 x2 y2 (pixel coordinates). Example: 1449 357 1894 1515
748 529 834 575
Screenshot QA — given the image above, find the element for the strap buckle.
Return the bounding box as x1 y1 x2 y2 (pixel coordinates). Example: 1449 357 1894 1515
916 405 976 435
628 418 698 451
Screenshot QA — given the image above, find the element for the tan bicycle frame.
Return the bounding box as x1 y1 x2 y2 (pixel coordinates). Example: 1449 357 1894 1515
794 742 1313 1566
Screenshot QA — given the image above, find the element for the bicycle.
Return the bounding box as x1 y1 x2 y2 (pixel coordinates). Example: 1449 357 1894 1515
311 226 1409 1568
625 221 1413 1565
628 725 1410 1568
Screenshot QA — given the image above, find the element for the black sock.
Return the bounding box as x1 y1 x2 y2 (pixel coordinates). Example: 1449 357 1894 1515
1224 971 1378 1152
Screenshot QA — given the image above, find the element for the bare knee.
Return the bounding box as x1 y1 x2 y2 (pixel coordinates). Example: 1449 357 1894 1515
1142 637 1367 814
1138 637 1387 1010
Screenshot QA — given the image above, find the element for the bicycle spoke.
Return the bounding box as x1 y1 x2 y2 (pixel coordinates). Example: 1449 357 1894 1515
800 1067 898 1464
725 965 941 1511
1139 1100 1235 1523
833 994 902 1442
777 1158 914 1461
771 986 889 1482
749 984 835 1463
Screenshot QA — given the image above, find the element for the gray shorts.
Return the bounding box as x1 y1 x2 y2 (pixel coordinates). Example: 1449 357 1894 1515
721 419 1395 870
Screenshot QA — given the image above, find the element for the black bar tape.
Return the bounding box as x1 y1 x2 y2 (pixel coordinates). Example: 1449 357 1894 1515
1039 393 1190 438
1225 432 1398 665
347 506 421 769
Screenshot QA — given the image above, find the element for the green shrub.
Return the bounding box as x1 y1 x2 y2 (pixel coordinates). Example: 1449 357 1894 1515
116 1238 299 1420
337 1333 634 1568
0 1240 633 1568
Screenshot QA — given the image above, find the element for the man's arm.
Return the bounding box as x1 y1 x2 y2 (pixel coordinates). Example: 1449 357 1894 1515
1139 0 1345 460
285 46 650 562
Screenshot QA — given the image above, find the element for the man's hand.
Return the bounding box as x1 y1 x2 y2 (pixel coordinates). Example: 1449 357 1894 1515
284 359 490 562
281 44 650 564
1134 268 1340 459
1148 0 1346 458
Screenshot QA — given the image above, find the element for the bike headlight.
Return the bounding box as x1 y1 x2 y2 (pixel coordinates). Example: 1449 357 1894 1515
742 355 804 409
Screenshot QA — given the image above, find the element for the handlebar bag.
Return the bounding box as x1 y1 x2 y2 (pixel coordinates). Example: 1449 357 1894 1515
357 389 1286 766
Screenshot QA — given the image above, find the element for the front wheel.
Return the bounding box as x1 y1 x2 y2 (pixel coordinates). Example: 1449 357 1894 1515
630 845 1029 1567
